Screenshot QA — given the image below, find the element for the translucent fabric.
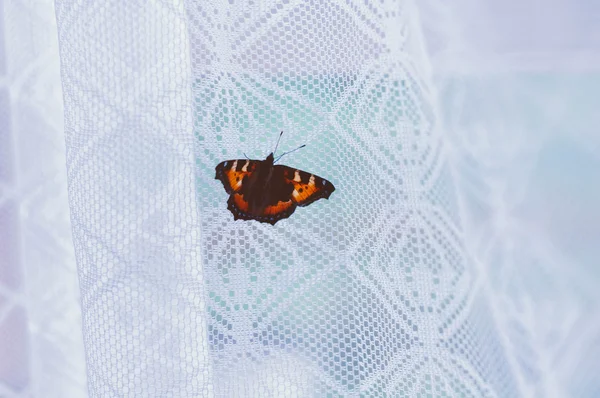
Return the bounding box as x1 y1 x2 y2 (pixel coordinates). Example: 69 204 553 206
419 1 600 396
0 1 86 397
1 0 598 397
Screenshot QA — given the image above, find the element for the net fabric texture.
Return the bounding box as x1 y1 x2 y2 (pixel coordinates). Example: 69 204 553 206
54 1 213 396
190 0 517 396
0 1 86 396
57 1 599 397
0 0 593 397
54 0 516 396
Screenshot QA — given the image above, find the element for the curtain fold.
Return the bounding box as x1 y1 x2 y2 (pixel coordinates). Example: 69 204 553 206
1 0 598 396
0 0 86 396
54 1 213 396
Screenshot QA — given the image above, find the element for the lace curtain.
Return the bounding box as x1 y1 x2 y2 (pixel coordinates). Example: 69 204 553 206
1 0 598 397
0 1 86 397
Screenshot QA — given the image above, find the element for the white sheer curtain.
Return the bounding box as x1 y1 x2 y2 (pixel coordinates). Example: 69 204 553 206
418 1 600 396
1 0 598 397
0 0 86 397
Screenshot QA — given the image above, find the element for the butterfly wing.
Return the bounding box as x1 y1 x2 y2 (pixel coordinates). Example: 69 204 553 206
215 159 258 194
216 158 297 225
227 193 296 225
275 165 335 207
216 159 335 225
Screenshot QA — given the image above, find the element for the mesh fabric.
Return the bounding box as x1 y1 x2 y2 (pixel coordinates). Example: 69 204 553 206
55 0 518 396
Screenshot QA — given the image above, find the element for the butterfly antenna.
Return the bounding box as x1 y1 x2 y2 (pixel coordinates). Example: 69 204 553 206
274 144 306 163
243 152 250 160
273 131 284 155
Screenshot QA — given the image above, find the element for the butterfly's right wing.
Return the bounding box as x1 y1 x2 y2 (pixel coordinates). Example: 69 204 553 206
275 165 335 207
215 159 258 194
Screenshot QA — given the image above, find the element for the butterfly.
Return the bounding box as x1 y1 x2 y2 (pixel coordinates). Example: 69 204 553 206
215 132 335 225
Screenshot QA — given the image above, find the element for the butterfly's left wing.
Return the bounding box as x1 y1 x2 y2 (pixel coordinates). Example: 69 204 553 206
215 159 258 194
275 165 335 207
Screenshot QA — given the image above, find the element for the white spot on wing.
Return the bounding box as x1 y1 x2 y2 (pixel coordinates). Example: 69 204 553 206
309 175 315 186
294 170 301 182
232 160 238 171
242 159 250 172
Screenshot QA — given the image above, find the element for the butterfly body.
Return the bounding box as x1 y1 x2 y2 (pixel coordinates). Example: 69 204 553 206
215 152 335 225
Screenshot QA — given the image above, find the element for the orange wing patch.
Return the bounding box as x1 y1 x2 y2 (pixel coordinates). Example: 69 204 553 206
292 175 321 205
264 200 294 216
232 193 250 212
227 194 296 225
215 159 256 194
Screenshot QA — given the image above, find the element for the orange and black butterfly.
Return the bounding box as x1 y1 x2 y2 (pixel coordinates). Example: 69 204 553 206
215 132 335 225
